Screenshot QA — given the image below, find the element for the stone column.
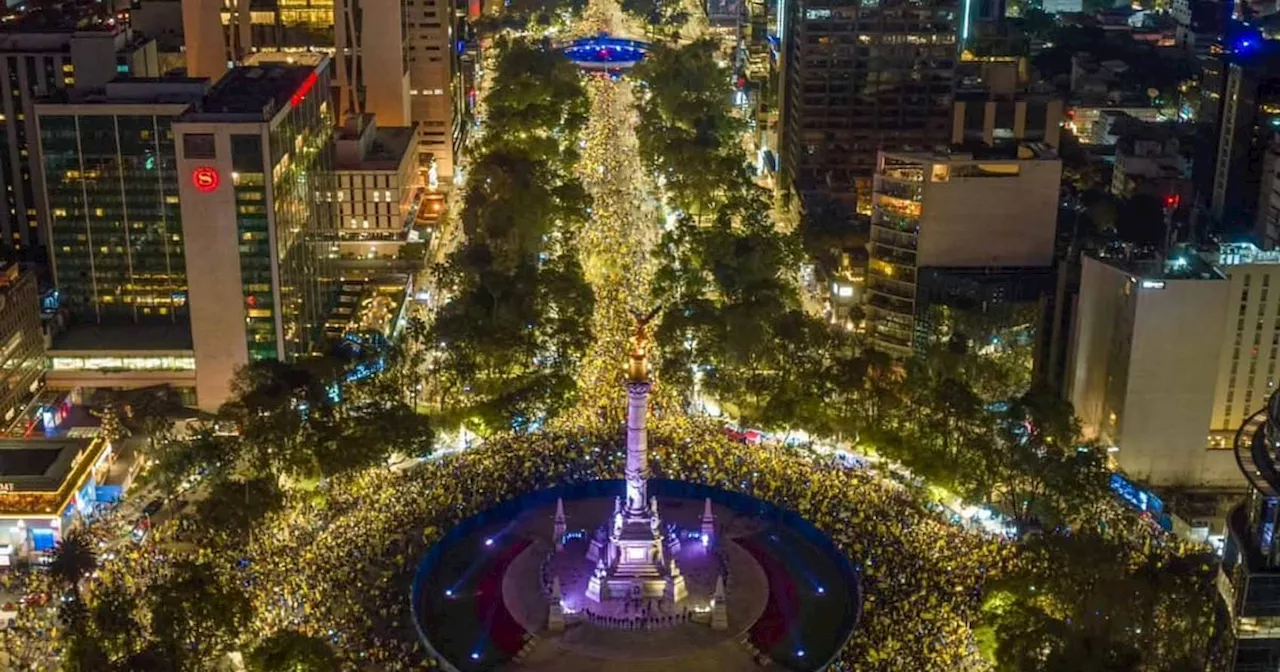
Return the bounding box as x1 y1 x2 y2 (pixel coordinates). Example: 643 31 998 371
624 380 651 517
554 497 567 551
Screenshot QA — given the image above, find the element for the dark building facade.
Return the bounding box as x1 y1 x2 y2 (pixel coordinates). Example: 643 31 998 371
1223 390 1280 671
777 0 958 212
1196 44 1280 237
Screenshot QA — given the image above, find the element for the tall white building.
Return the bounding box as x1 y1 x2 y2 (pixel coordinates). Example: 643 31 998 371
173 55 335 410
1067 243 1280 489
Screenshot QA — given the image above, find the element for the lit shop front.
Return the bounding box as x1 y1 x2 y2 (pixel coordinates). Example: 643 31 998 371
0 437 112 566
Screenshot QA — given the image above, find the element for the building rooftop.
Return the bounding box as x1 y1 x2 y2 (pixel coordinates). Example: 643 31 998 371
51 322 194 352
0 5 117 34
37 76 209 106
883 142 1060 163
334 119 417 171
182 55 324 122
0 23 146 53
1090 247 1226 281
0 437 99 497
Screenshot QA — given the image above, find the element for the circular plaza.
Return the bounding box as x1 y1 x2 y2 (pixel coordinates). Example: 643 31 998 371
411 481 860 671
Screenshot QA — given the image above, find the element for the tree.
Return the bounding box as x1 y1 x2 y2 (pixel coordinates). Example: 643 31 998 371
634 39 751 218
49 528 98 593
195 476 285 538
137 426 237 497
425 39 594 433
87 581 143 662
149 559 253 668
620 0 689 34
984 531 1216 672
248 630 339 672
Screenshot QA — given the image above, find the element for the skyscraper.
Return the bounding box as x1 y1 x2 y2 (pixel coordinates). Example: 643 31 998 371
35 78 210 326
172 54 334 410
777 0 958 211
180 0 227 81
0 24 158 255
335 0 412 127
1197 42 1280 236
407 0 466 181
1066 243 1280 490
0 263 46 425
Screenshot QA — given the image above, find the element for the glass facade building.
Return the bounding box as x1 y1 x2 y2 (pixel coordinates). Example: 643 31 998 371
37 98 195 325
0 264 45 425
0 28 158 257
174 55 335 409
1224 391 1280 670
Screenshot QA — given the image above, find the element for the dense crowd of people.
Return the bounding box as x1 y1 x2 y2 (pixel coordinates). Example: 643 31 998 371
233 412 1009 670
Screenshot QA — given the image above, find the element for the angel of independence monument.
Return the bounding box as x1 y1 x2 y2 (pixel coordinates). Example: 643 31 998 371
582 316 690 605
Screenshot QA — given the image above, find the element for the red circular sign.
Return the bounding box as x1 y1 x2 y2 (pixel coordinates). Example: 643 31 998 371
191 166 220 193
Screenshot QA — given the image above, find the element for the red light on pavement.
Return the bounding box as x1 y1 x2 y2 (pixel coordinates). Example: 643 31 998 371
191 166 220 193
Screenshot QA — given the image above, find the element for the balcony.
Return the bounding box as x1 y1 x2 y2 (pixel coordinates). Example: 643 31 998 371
879 166 924 182
868 261 916 287
872 216 919 237
875 195 921 219
871 244 917 268
868 274 915 301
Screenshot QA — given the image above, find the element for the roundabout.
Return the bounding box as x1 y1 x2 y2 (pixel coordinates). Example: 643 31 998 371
411 483 860 671
559 34 651 71
410 340 860 670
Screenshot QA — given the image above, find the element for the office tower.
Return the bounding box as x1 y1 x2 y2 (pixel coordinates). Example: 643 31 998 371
1221 388 1280 670
0 263 45 426
35 78 210 326
865 144 1061 355
407 0 466 181
1197 42 1280 235
220 0 334 59
777 0 957 211
0 25 158 255
1067 243 1280 489
172 54 334 410
335 0 412 126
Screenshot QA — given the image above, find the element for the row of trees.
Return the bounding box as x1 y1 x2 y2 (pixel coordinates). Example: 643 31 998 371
143 343 432 499
629 37 1218 672
632 40 824 427
424 39 596 434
